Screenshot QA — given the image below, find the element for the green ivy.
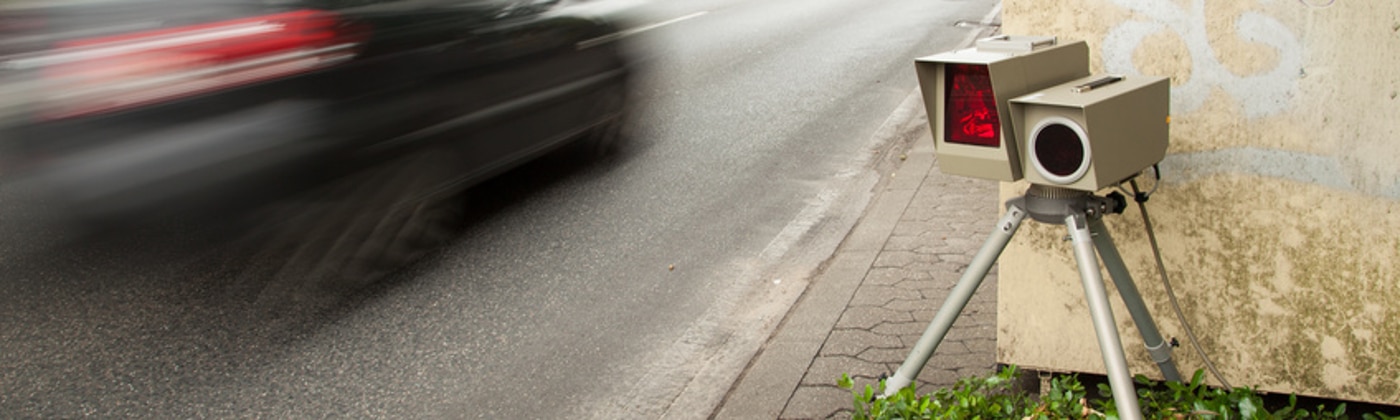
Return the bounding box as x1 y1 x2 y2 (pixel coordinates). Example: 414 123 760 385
838 366 1398 420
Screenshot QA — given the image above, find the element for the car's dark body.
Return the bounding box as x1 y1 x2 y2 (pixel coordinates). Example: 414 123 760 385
0 0 633 220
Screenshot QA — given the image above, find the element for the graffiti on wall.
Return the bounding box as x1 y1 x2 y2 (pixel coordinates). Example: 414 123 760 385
1101 0 1302 118
1102 0 1400 199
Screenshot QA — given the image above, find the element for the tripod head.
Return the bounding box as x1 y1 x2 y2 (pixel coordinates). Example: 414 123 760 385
1016 184 1128 225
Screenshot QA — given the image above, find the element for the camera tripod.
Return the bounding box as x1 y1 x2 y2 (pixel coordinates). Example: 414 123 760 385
882 184 1182 420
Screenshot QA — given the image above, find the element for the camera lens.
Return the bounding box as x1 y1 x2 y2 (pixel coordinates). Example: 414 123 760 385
1029 116 1091 185
1034 123 1084 177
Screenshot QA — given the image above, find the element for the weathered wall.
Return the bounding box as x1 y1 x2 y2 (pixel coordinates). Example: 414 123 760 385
996 0 1400 403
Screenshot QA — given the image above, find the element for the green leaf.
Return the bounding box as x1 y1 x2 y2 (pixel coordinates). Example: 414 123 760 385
1239 395 1259 419
1194 400 1211 415
1189 369 1206 393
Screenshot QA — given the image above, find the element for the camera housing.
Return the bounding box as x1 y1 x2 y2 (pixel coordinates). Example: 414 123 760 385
915 35 1089 182
1009 74 1169 191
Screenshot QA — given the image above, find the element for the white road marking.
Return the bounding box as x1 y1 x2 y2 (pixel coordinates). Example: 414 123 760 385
577 11 710 49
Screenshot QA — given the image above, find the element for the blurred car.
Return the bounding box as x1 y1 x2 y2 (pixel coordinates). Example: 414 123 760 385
0 0 635 300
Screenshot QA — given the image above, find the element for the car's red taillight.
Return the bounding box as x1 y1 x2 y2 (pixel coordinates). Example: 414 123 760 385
944 64 999 147
27 9 364 119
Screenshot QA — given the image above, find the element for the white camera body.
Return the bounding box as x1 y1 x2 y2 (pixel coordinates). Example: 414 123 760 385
1009 74 1170 192
916 36 1170 190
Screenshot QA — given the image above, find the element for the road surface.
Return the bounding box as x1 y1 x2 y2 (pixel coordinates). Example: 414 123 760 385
0 0 997 417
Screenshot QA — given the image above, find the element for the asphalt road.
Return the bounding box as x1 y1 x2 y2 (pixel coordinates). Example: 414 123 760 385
0 0 997 417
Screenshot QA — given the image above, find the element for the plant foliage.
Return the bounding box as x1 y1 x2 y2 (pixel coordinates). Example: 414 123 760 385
837 366 1398 420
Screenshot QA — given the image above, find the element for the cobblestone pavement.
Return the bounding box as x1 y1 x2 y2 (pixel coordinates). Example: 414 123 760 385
715 117 1003 419
779 142 1002 419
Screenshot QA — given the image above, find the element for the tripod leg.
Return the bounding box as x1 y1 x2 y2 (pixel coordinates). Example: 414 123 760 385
882 204 1028 397
1066 213 1143 419
1089 219 1182 382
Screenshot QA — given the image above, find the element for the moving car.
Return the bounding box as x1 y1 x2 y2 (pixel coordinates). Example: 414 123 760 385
0 0 635 303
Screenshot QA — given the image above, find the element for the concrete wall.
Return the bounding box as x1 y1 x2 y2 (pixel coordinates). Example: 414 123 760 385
995 0 1400 403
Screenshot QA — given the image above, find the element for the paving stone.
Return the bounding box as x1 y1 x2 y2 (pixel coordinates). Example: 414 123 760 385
863 267 917 286
964 338 996 355
955 313 996 328
890 334 972 354
781 386 849 420
911 309 936 323
882 236 925 252
889 278 940 294
907 267 963 287
904 245 942 256
870 321 933 336
908 263 961 279
819 329 903 357
802 356 888 387
945 324 995 342
881 298 937 313
929 260 972 275
834 306 913 330
899 206 942 223
932 340 972 356
938 252 974 266
871 250 927 268
922 351 995 376
855 347 918 364
961 297 998 310
847 285 910 307
913 244 953 256
890 221 941 237
907 196 947 210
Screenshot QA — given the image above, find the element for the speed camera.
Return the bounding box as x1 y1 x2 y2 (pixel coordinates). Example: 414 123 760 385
915 35 1090 182
1009 74 1169 191
896 36 1179 415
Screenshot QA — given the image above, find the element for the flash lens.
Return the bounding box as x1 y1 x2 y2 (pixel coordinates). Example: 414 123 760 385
944 64 1000 147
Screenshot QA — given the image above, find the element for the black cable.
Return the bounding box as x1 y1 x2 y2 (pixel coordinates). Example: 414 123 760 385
1129 178 1233 390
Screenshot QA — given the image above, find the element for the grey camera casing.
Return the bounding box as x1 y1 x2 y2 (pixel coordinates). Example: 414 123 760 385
1009 74 1170 191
